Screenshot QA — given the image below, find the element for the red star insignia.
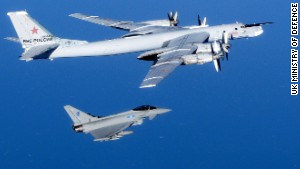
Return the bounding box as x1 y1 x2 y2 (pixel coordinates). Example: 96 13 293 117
31 26 38 34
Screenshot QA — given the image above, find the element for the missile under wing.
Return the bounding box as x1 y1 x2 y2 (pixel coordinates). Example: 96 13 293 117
64 105 171 142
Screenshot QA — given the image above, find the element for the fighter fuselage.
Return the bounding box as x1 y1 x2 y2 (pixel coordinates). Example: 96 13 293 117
78 108 170 133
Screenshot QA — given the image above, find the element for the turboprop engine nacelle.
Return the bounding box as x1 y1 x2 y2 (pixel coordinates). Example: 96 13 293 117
195 42 223 55
195 43 212 53
182 53 213 65
182 52 223 65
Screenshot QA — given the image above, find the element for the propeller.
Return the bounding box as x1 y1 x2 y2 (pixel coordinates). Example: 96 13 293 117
198 15 201 26
168 11 179 26
211 41 222 72
197 15 207 26
221 31 230 61
213 59 221 72
211 41 221 54
210 31 231 72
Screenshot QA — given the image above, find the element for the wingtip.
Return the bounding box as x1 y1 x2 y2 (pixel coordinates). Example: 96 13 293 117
69 13 79 17
7 11 28 16
139 84 156 88
63 105 72 111
64 105 71 108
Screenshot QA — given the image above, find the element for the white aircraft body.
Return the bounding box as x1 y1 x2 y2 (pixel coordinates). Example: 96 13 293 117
64 105 171 141
7 11 271 88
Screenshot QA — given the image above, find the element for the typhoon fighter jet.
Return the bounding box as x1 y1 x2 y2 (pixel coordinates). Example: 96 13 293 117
7 11 271 88
64 105 171 142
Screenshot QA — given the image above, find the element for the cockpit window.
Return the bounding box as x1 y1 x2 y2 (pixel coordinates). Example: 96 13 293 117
88 113 103 118
133 105 157 111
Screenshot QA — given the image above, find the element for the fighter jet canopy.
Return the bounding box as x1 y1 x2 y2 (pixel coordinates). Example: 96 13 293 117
133 105 157 111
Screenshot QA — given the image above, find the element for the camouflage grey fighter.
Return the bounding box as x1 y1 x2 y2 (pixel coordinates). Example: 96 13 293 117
64 105 171 142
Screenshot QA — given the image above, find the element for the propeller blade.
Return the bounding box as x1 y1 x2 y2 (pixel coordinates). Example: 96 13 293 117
221 31 230 55
173 11 178 21
168 12 173 20
168 11 179 26
202 17 207 26
213 59 221 72
222 31 229 44
198 16 207 26
211 41 220 54
198 15 202 26
217 59 221 71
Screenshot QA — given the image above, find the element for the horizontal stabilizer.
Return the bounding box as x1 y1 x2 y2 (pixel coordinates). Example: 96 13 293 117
5 37 20 43
20 43 59 61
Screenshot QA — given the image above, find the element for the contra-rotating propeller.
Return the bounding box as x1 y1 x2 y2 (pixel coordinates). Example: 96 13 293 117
211 31 232 72
221 31 231 61
168 11 179 26
211 41 222 72
197 15 207 26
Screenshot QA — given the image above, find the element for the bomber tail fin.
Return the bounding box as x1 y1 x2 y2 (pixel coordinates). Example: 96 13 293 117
7 11 88 61
64 105 97 125
7 11 56 49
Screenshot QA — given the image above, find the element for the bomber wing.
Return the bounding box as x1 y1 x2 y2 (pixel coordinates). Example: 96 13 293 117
140 32 210 88
20 43 59 61
70 13 151 31
90 122 134 141
69 13 184 37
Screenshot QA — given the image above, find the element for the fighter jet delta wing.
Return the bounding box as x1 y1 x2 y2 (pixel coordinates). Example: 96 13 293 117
64 105 171 142
139 32 209 88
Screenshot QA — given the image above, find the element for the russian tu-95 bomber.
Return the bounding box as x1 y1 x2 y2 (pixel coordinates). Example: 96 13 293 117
7 11 271 88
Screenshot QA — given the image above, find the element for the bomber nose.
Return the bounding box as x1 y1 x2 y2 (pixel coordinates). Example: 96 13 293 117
254 26 264 36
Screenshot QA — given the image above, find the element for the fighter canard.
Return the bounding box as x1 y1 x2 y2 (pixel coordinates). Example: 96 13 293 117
64 105 171 142
7 11 272 88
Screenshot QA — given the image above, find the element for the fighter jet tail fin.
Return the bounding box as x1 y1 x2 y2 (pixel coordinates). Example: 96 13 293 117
7 11 56 49
64 105 96 124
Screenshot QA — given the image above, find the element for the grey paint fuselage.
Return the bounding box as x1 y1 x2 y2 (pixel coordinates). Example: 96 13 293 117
81 108 170 133
50 23 263 59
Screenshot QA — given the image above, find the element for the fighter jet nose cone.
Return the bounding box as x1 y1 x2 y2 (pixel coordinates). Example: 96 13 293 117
160 108 172 114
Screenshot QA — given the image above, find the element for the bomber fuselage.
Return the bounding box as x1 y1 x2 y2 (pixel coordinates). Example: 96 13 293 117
50 23 263 59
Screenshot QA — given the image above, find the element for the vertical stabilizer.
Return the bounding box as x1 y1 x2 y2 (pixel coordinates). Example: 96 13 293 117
64 105 96 124
7 11 55 49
